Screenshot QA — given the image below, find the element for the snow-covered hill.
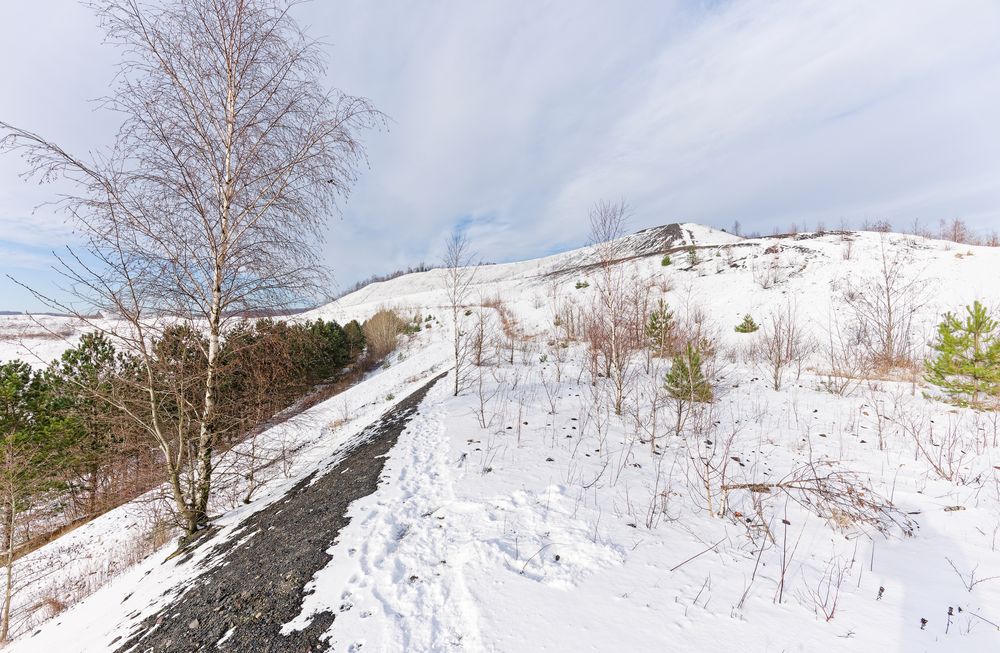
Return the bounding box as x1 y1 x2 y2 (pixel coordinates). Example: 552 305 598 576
311 222 996 355
5 224 1000 652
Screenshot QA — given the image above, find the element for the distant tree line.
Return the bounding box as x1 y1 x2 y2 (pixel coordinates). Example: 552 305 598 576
726 217 1000 247
334 263 439 299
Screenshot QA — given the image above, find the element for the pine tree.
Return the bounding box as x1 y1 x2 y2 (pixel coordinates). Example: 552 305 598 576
734 314 759 333
645 299 674 356
343 320 366 359
0 360 71 640
925 300 1000 407
663 343 713 434
49 333 126 514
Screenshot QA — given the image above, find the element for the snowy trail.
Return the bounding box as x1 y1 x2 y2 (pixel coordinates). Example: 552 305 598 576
102 373 450 653
291 375 486 652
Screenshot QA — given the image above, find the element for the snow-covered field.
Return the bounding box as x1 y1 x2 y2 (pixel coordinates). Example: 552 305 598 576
5 224 1000 651
0 314 98 368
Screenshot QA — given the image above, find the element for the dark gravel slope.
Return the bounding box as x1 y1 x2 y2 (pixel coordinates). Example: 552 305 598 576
114 372 446 653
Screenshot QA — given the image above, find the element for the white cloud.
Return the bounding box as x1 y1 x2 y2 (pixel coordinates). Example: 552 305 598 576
300 0 1000 280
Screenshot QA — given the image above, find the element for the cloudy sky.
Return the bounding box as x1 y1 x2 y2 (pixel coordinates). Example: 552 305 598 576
2 0 999 309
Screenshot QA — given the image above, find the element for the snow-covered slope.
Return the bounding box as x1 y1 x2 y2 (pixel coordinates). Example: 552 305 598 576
6 225 1000 652
302 223 741 326
313 224 995 356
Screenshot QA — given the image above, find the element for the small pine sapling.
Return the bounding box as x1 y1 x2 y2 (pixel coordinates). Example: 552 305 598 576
925 300 1000 407
661 255 671 266
663 342 713 435
734 314 760 334
645 299 674 357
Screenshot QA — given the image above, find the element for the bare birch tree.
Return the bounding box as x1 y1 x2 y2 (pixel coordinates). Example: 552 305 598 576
0 0 382 535
443 232 477 396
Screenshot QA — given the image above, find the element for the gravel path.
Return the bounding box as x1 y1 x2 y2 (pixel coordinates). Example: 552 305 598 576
113 372 447 653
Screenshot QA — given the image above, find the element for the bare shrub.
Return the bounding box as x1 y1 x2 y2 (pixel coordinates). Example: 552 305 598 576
484 297 523 365
686 407 738 517
841 232 855 261
752 253 784 289
819 306 872 396
840 234 928 369
863 219 893 233
754 302 813 391
363 308 405 360
899 410 973 483
6 503 176 641
945 557 1000 592
804 556 848 621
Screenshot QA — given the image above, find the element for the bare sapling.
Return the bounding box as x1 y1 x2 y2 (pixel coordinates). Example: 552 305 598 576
645 450 679 529
685 406 737 517
540 367 562 418
804 555 848 621
755 301 812 391
473 366 507 430
774 501 805 605
470 303 495 368
631 362 666 453
1 436 57 641
585 199 642 416
548 338 569 383
443 232 478 396
945 557 1000 592
840 233 929 370
820 304 872 395
901 410 972 483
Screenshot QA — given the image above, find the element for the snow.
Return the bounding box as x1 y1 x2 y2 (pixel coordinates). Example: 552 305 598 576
0 314 93 368
6 225 1000 651
286 347 999 652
